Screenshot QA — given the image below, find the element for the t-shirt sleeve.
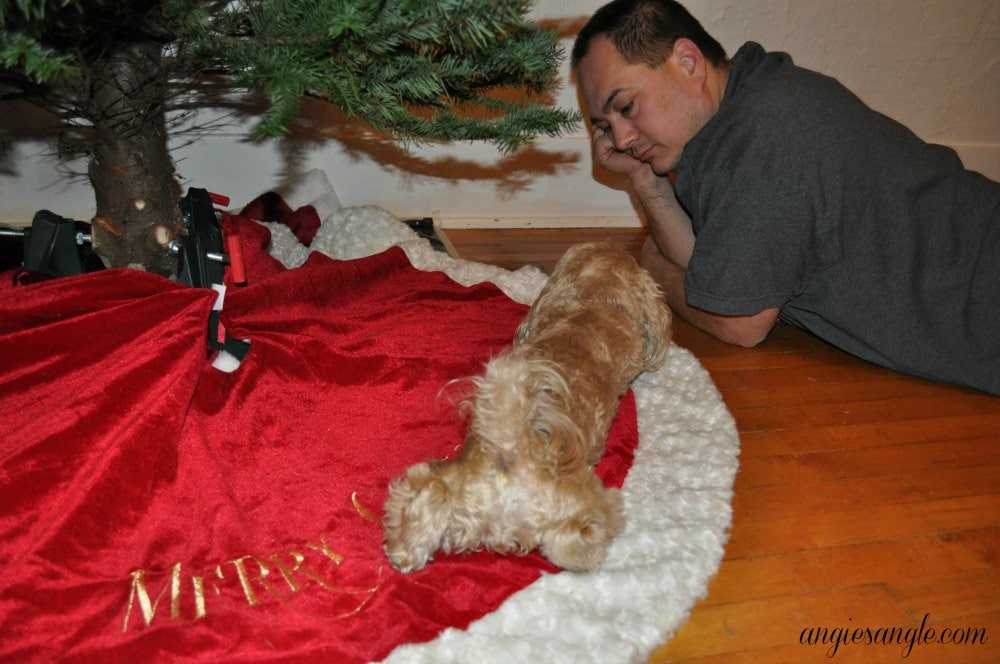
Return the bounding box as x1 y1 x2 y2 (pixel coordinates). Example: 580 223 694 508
683 156 819 316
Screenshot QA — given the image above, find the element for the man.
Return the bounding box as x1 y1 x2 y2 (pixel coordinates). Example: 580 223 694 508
572 0 1000 395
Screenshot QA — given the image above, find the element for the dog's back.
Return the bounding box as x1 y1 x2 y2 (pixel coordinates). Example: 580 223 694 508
516 242 672 389
382 242 671 573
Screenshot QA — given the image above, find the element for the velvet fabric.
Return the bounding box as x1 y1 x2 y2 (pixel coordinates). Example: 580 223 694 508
0 205 639 662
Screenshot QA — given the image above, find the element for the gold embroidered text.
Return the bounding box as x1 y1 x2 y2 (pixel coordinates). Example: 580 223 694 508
122 535 383 631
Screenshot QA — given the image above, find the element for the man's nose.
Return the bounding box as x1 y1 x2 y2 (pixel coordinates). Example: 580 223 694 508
611 123 638 151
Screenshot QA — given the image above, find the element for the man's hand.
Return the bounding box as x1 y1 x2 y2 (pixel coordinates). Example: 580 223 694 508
591 126 649 179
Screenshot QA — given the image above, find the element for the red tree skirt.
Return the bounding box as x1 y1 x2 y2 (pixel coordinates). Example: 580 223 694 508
0 212 639 662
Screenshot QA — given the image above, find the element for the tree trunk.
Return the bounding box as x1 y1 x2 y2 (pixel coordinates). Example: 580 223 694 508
83 40 181 276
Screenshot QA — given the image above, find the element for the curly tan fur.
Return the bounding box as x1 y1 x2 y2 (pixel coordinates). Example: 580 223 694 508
383 242 672 573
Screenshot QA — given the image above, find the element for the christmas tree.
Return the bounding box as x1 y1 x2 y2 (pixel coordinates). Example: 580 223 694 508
1 0 579 274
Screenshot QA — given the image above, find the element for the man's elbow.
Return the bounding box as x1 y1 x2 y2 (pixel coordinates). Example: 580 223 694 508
716 326 769 348
709 309 779 348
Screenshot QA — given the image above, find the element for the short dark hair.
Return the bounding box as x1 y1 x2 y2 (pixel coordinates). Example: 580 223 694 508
571 0 727 69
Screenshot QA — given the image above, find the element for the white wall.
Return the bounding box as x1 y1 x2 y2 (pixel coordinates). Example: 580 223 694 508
1 0 997 228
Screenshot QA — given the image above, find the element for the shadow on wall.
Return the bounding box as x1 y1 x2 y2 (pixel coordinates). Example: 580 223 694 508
0 101 69 178
272 96 583 198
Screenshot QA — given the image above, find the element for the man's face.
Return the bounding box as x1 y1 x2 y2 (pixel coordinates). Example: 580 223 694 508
577 35 713 175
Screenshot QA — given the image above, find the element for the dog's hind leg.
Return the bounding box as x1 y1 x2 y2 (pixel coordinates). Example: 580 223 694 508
382 462 454 573
538 482 625 572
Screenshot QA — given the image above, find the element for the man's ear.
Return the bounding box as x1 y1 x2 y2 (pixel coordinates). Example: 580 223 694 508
671 37 706 79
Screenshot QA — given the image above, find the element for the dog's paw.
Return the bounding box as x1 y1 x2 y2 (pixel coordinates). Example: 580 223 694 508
383 542 432 574
540 487 624 572
382 462 452 573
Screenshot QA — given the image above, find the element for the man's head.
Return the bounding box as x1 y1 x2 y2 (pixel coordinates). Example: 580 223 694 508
573 0 729 175
571 0 727 70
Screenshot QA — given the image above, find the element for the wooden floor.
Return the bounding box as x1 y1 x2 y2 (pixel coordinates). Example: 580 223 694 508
441 226 999 664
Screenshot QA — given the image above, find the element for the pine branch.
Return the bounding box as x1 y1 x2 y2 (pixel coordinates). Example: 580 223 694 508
187 0 580 151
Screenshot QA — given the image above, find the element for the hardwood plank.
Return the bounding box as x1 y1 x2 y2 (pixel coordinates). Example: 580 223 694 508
737 415 1000 458
890 565 1000 621
730 393 998 432
725 494 1000 558
731 475 927 515
692 555 804 607
905 464 1000 500
781 536 993 591
736 438 998 489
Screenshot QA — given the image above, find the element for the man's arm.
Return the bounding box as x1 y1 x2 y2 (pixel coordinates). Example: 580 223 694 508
591 130 778 346
639 235 779 347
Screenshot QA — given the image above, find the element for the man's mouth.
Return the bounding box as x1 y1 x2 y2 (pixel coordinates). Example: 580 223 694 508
633 146 654 162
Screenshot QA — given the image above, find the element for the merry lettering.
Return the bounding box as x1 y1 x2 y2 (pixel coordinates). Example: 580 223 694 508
122 535 383 631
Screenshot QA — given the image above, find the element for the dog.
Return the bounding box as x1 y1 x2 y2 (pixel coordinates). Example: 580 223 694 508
382 242 672 573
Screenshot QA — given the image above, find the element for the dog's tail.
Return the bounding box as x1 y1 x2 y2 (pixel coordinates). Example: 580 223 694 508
470 349 590 478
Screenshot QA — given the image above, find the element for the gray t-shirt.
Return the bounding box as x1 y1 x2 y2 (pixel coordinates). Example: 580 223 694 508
675 42 1000 395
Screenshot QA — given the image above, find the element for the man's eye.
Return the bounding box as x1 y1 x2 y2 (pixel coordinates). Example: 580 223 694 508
621 102 634 115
